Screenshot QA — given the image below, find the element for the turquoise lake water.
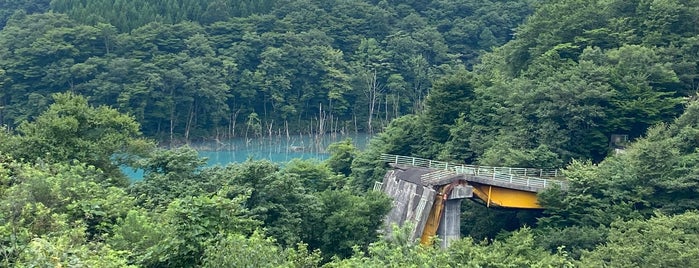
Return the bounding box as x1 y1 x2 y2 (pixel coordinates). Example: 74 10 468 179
199 133 372 165
124 133 372 180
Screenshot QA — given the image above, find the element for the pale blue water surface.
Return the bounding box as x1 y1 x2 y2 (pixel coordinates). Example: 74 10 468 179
125 133 372 180
199 133 371 165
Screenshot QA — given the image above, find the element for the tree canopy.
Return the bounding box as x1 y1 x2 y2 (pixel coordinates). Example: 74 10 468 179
0 0 533 144
2 0 699 266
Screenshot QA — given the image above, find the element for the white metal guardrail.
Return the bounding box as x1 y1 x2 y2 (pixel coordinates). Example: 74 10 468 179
421 169 457 184
381 154 566 190
373 181 383 191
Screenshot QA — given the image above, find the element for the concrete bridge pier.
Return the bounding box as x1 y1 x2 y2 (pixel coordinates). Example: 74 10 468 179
437 198 463 248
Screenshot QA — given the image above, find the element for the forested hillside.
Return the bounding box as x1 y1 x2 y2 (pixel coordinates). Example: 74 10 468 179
1 0 531 143
367 0 699 165
50 0 278 31
2 0 699 267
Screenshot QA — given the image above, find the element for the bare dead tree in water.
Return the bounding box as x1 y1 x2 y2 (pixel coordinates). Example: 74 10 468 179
285 120 290 141
229 109 240 138
266 120 274 139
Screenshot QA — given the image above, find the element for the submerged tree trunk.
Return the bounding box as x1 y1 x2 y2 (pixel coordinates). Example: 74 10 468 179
185 101 195 144
229 109 240 139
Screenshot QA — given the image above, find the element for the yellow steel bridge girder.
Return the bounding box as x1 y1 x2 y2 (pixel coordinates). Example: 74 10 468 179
470 183 542 209
420 185 448 246
418 183 542 246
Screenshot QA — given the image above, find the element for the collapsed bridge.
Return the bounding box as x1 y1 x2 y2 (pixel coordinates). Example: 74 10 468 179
375 154 567 248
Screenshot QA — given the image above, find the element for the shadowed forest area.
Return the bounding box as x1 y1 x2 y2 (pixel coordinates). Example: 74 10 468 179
1 0 699 267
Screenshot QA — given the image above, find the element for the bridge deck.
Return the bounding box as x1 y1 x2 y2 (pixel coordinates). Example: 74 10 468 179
382 154 567 192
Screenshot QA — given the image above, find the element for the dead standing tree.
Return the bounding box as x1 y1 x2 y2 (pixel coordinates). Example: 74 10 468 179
363 68 386 134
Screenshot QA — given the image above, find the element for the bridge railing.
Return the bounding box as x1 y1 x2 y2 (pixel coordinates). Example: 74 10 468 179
380 154 563 178
381 154 566 190
421 169 457 184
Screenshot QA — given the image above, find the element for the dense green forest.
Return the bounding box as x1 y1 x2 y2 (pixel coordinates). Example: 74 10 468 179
1 0 531 144
2 0 699 267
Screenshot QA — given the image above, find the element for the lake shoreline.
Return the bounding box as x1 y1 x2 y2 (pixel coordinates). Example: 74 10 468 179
154 131 371 152
126 133 373 181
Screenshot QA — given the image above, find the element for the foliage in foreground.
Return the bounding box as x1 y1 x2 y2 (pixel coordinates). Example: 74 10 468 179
3 83 699 268
2 0 699 266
